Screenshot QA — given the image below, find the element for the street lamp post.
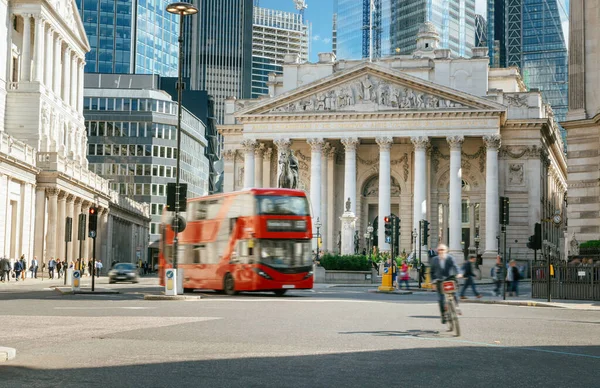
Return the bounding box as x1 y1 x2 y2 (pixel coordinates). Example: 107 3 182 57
367 226 374 256
166 2 198 274
314 217 322 262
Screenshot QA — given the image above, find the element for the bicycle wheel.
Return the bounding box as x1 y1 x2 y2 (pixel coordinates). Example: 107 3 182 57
445 302 454 332
447 300 461 337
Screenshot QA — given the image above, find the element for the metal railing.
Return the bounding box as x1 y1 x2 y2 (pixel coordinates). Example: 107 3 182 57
532 264 600 300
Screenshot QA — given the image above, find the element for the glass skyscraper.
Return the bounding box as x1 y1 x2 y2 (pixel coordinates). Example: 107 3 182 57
186 0 253 123
487 0 568 140
76 0 179 76
334 0 476 60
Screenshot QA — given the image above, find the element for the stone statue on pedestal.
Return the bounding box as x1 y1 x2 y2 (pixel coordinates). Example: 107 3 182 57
345 197 351 212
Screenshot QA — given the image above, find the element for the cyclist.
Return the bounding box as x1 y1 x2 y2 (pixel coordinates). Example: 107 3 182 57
429 243 461 324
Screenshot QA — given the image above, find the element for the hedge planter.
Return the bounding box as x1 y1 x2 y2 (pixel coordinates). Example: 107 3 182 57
314 265 378 284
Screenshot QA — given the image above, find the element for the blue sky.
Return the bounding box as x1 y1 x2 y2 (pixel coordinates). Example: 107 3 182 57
258 0 568 62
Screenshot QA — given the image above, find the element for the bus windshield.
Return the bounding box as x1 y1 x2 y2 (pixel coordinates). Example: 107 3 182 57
259 239 312 268
257 195 309 216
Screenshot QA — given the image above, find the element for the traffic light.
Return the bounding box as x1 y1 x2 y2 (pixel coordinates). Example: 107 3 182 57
394 216 400 243
527 223 542 250
500 196 510 225
422 220 430 245
88 207 98 237
384 216 392 243
166 183 188 212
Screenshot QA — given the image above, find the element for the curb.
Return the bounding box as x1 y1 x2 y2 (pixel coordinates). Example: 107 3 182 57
0 347 16 362
367 289 413 295
54 287 120 295
460 299 564 308
143 294 203 301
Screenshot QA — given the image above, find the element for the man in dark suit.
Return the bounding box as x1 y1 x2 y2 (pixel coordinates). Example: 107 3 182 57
429 244 461 323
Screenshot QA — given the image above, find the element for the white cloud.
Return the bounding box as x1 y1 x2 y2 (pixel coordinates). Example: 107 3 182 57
313 35 321 41
323 38 331 44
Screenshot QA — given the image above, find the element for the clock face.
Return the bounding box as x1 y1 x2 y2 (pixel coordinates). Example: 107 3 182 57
553 215 562 224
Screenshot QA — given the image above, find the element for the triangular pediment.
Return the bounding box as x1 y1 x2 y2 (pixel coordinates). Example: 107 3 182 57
47 0 91 51
236 63 505 117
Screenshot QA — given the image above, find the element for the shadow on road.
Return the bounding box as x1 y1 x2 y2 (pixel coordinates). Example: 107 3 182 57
1 345 599 388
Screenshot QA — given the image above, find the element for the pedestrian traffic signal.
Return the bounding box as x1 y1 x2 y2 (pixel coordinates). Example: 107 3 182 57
527 223 542 250
500 196 510 225
88 207 98 236
384 216 392 238
422 220 430 245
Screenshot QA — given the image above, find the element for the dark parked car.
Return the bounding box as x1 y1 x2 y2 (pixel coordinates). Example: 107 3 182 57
108 263 139 284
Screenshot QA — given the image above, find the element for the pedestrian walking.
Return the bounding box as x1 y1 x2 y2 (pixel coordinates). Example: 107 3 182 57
13 259 23 281
31 256 39 279
398 260 410 290
0 257 10 282
48 258 56 279
460 254 482 299
492 256 504 296
56 260 62 279
19 255 26 280
88 260 93 277
507 260 521 296
95 260 102 278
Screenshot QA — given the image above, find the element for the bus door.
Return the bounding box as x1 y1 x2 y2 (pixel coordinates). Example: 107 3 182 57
231 239 255 290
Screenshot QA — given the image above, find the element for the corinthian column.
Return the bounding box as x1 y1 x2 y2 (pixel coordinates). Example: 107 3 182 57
222 150 236 193
21 14 32 81
33 15 45 82
377 136 393 252
262 148 272 187
71 198 82 261
56 191 67 261
241 139 257 189
341 137 359 214
483 134 501 258
33 187 46 262
411 136 429 257
45 27 53 89
254 144 264 188
53 38 62 95
45 188 59 262
62 49 71 103
308 138 324 239
320 143 330 249
447 136 464 256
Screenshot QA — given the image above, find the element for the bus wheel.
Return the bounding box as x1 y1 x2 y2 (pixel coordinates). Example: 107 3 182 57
273 289 287 297
224 273 237 296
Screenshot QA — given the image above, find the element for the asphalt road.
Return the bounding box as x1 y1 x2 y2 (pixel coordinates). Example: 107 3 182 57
1 277 599 388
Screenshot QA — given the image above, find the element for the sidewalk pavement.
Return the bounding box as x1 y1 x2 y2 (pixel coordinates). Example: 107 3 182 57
460 297 600 311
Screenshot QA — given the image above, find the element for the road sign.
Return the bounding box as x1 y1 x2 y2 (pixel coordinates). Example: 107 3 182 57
165 269 177 296
72 270 81 291
383 267 389 274
89 230 96 239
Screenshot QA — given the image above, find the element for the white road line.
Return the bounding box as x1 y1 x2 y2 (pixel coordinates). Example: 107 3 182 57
54 307 156 310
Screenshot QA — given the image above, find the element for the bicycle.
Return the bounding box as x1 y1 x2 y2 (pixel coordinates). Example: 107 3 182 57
440 276 461 337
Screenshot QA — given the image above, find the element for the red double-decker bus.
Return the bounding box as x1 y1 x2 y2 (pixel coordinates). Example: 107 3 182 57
159 188 314 295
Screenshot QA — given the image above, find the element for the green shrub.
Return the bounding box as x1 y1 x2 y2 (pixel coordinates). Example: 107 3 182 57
580 240 600 248
319 254 371 271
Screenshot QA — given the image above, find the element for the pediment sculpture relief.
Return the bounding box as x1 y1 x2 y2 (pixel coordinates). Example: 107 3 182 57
269 75 466 113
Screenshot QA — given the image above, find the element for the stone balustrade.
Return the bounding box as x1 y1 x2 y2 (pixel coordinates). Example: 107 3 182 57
0 131 37 166
36 152 108 192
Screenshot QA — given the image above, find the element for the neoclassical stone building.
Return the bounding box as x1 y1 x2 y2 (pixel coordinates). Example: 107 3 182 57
0 0 149 270
563 0 600 250
219 23 567 271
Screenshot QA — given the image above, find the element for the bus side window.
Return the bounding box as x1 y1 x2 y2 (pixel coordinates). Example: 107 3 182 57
195 202 207 220
230 217 238 233
194 245 205 264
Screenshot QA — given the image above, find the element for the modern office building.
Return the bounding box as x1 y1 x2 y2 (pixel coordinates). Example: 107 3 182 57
487 0 568 139
83 74 209 245
186 0 253 123
75 0 179 76
252 6 310 98
160 78 221 193
334 0 476 60
475 14 487 48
